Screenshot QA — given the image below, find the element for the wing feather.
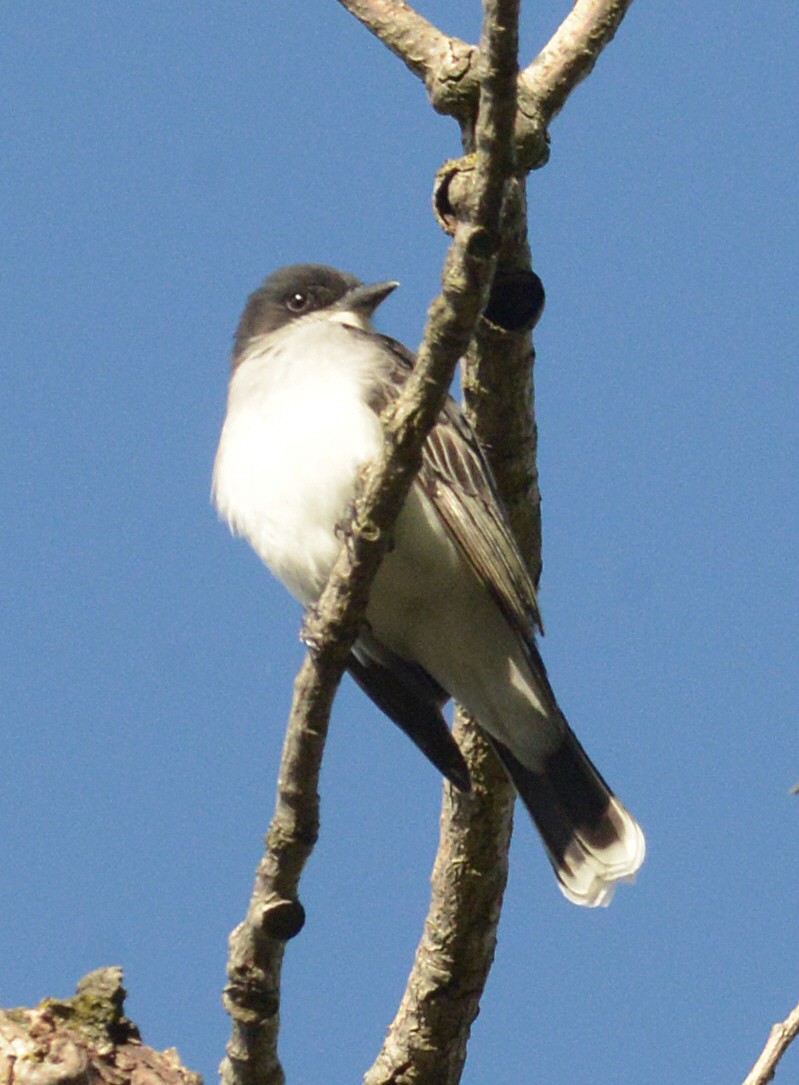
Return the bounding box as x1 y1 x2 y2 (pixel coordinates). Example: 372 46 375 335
374 333 543 639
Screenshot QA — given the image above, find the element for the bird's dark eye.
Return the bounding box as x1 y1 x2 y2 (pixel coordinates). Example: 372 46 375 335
286 290 310 313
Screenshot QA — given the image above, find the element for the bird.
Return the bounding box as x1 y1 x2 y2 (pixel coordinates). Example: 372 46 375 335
212 263 645 907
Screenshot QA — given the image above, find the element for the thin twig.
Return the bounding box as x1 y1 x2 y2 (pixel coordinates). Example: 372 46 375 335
742 1000 799 1085
220 8 517 1084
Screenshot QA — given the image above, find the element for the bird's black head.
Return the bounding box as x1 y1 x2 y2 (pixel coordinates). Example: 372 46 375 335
232 264 398 361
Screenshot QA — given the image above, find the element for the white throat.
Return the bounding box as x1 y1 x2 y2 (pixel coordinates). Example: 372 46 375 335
212 316 385 604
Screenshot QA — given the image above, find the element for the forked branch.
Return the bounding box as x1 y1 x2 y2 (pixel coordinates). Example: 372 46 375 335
221 2 522 1082
337 0 637 166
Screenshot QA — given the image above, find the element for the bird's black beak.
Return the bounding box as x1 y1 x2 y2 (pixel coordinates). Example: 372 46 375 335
338 279 399 316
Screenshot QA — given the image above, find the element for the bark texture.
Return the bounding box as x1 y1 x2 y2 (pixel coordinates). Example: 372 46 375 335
0 969 201 1085
742 1000 799 1085
221 1 642 1083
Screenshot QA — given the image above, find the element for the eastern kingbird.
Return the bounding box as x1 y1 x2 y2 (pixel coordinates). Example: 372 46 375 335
213 264 645 906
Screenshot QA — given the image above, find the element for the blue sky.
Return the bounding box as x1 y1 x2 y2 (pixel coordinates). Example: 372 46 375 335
4 3 798 1083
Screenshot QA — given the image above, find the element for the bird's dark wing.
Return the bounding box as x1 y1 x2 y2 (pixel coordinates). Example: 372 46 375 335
341 327 542 787
375 333 543 640
347 630 470 791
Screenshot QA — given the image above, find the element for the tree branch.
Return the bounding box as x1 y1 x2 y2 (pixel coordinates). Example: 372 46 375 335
518 0 636 133
220 7 519 1084
221 256 498 1085
336 0 636 170
335 0 480 119
742 1000 799 1085
363 3 522 1082
364 719 514 1085
222 0 640 1077
0 969 201 1085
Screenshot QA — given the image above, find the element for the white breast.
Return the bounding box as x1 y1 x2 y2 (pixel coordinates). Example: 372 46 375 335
212 319 385 605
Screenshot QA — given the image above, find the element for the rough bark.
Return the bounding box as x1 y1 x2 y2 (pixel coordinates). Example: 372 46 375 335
0 969 201 1085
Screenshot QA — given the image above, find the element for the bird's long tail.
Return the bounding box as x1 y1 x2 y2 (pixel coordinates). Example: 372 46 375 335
490 729 645 907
